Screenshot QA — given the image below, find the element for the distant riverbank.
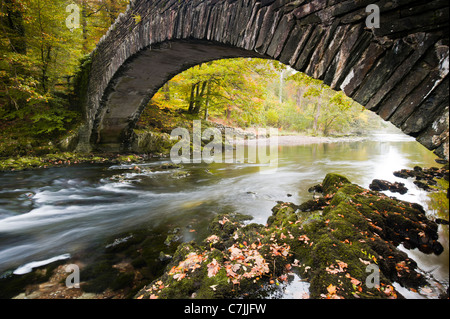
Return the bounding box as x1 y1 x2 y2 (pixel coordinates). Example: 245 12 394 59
237 134 368 145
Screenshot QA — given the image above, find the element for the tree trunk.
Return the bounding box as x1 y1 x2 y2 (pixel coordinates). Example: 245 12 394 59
323 119 334 136
188 83 197 113
107 0 117 24
226 107 231 120
3 0 26 54
279 69 284 104
312 95 321 133
163 82 170 101
81 0 89 53
296 87 303 110
204 81 211 120
193 81 207 114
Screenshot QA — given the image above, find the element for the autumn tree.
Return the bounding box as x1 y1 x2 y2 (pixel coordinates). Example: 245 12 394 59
152 58 275 126
76 0 128 53
138 59 378 135
0 0 128 140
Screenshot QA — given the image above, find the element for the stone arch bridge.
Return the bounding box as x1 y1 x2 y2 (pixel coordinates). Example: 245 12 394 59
75 0 449 160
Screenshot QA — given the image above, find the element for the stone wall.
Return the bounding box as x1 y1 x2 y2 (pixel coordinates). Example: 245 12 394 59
75 0 449 159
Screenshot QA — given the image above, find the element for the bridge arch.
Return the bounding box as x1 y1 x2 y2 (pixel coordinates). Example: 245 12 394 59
75 0 449 160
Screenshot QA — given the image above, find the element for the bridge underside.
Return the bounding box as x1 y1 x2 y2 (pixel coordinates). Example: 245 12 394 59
91 41 263 152
77 0 449 159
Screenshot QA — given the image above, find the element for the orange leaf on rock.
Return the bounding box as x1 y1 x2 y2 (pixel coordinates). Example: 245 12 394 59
327 284 337 295
207 258 221 278
350 278 361 286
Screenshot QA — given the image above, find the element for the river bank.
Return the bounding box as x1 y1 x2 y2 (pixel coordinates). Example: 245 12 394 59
237 134 367 146
0 152 146 172
0 133 368 172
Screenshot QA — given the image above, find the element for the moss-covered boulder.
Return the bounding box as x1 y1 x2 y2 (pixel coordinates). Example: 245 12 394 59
0 152 145 171
130 129 176 155
135 174 444 299
322 173 351 195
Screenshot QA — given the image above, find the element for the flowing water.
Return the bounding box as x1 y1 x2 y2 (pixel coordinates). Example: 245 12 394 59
0 130 448 298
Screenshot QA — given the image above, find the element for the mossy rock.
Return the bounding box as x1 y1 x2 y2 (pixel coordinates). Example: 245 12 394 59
170 170 190 179
267 202 298 227
208 213 253 243
131 129 176 155
322 173 351 195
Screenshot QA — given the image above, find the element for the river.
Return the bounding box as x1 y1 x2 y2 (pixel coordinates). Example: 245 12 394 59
0 130 448 298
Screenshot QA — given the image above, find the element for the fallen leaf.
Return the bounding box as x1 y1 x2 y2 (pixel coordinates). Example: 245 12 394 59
327 284 337 295
350 278 361 286
359 258 371 265
173 273 186 281
219 217 230 225
207 258 221 277
336 260 348 270
206 235 220 243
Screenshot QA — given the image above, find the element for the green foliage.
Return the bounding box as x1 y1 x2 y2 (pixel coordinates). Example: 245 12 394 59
265 108 279 127
164 58 274 125
145 58 384 136
29 98 79 135
0 0 128 156
72 54 93 111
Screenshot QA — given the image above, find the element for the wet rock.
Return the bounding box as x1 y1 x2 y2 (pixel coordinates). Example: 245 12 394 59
369 179 408 194
170 170 190 179
393 165 449 196
322 173 351 195
435 218 449 225
393 170 411 179
158 252 172 262
130 130 175 155
308 184 323 194
297 198 329 212
160 162 183 169
164 229 182 246
268 202 298 226
414 180 432 191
